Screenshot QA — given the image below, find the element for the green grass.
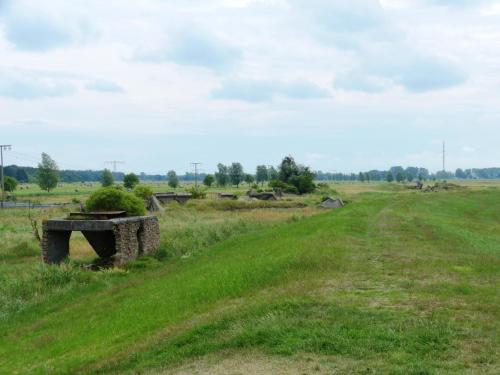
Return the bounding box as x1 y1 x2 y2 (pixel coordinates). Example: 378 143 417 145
0 189 499 374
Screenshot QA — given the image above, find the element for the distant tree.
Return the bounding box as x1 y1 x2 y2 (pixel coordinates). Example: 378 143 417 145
296 168 315 194
4 176 18 192
38 153 59 192
203 174 215 187
101 169 114 187
268 166 279 181
405 167 419 182
418 168 430 180
123 173 139 189
364 173 370 182
358 172 365 182
167 170 179 188
256 165 268 186
244 174 255 186
16 169 28 183
455 168 467 179
279 156 300 182
215 164 229 187
390 166 405 177
387 172 394 182
216 165 227 185
396 172 405 183
367 170 381 181
276 156 315 194
229 162 244 187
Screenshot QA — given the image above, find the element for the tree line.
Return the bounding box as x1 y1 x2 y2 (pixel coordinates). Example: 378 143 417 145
315 167 500 182
3 154 500 194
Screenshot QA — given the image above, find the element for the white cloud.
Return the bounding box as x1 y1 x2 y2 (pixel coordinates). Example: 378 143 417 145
85 80 124 93
0 0 498 172
212 79 330 102
0 69 76 99
0 0 96 51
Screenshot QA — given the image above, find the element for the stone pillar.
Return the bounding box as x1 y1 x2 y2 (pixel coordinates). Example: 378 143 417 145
113 221 141 265
42 228 71 264
138 217 161 255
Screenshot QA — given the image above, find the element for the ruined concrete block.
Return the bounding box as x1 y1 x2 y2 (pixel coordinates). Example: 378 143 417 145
41 216 160 265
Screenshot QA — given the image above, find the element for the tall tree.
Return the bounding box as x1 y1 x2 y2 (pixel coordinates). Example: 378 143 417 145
37 153 59 192
455 168 466 179
405 167 419 181
268 166 279 181
101 169 114 187
229 162 244 187
244 174 255 186
390 166 405 178
123 173 139 189
386 172 394 182
358 172 365 182
4 176 18 192
215 164 229 187
203 174 215 187
167 170 179 188
278 156 299 183
256 165 268 186
396 172 405 183
418 168 430 180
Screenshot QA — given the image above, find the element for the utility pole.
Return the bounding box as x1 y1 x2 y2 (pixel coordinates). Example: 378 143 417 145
442 141 446 172
105 161 125 172
191 162 201 188
0 144 12 209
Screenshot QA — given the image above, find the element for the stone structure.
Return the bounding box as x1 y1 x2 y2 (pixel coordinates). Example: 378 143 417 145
218 193 237 200
247 190 278 201
147 195 164 212
42 216 160 265
319 198 344 209
155 192 192 204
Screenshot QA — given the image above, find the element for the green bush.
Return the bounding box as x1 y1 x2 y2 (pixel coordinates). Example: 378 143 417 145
187 187 207 199
123 173 139 189
269 180 299 194
86 187 146 216
4 176 18 192
133 185 154 201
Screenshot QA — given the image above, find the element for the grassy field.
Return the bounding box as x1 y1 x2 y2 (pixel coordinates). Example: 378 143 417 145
0 182 499 374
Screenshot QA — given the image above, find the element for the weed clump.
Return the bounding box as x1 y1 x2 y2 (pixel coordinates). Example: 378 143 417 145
133 185 154 201
86 187 146 216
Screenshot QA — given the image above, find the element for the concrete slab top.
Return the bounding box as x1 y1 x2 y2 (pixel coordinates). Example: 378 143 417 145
43 216 157 232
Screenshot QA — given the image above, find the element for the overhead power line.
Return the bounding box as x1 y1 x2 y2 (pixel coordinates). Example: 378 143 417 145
105 161 125 172
191 162 202 188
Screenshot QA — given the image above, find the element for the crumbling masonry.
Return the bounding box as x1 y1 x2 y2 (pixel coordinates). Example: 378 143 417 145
42 216 160 265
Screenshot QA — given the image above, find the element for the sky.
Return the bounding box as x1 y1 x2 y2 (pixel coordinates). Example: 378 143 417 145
0 0 499 174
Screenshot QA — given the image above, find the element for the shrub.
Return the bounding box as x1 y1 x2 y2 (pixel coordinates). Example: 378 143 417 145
101 169 114 187
203 174 215 187
187 187 207 199
167 170 179 188
4 176 18 192
123 173 139 189
133 185 154 201
269 180 299 194
86 187 146 216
